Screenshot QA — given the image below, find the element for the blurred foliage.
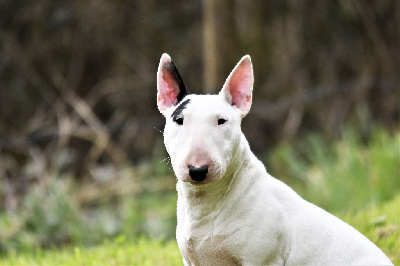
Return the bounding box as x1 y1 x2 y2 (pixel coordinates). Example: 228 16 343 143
0 126 398 254
0 0 399 255
267 127 400 212
1 195 399 265
0 162 177 253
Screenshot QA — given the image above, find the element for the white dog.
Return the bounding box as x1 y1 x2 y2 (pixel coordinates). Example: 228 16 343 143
156 53 392 265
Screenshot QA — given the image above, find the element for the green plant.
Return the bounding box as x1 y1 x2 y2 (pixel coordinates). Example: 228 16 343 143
0 178 101 254
267 127 399 212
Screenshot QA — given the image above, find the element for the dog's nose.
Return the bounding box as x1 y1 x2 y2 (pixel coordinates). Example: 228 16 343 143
188 165 208 182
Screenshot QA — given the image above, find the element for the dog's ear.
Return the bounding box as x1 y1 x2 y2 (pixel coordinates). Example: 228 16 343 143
220 55 253 117
157 53 188 115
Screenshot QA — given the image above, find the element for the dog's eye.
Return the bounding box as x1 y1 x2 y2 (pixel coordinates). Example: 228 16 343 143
174 117 184 125
218 119 227 125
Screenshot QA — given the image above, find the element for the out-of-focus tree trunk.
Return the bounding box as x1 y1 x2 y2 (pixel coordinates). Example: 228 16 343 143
202 0 235 94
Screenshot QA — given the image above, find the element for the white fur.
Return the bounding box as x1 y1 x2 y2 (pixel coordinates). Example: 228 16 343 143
157 54 393 265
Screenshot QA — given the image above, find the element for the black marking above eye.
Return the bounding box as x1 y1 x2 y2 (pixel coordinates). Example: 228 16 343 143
218 119 227 125
171 99 191 125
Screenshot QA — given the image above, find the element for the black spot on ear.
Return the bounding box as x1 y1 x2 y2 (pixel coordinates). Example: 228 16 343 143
164 61 188 103
171 99 191 122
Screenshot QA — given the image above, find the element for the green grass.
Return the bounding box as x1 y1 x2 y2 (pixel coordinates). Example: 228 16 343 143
0 237 182 266
1 195 398 265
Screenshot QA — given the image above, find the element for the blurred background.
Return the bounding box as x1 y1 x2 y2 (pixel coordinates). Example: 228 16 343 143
0 0 399 253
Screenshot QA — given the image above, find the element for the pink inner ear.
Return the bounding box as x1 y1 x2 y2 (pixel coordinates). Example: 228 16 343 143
157 61 181 112
158 71 179 108
226 59 253 112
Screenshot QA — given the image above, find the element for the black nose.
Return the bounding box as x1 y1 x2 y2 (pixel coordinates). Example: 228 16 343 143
188 165 208 182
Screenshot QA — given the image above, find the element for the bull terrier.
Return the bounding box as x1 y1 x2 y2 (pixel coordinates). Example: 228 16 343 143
156 53 392 265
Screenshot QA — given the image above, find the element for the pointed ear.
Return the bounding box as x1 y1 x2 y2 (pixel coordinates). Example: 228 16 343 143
219 55 254 117
157 53 188 115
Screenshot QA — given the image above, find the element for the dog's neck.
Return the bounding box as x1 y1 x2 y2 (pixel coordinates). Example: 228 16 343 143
176 134 261 220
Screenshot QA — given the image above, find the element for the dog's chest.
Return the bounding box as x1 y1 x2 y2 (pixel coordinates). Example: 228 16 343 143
179 225 242 266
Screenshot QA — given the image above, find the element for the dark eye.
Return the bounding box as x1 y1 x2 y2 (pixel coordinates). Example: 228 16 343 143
218 119 227 125
174 117 184 125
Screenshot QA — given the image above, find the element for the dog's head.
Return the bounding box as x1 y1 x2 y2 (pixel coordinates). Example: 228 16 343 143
157 53 253 185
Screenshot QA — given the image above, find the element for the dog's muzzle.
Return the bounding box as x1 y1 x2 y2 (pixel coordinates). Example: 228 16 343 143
188 165 208 182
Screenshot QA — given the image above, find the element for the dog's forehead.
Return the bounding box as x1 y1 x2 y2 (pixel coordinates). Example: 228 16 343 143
172 94 230 118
